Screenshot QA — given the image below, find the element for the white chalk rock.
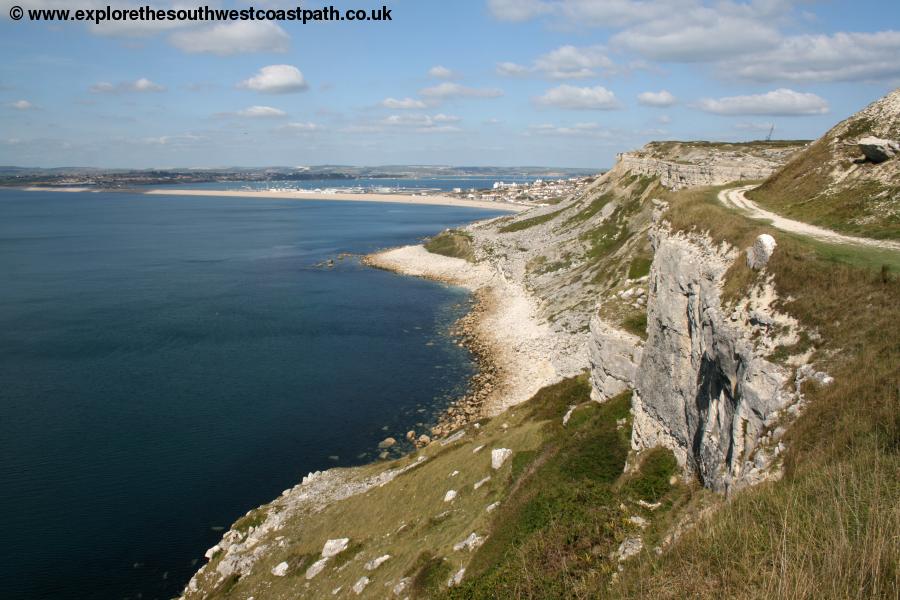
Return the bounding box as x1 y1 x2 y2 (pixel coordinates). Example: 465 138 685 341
305 557 329 580
443 489 458 502
747 233 777 270
473 476 491 490
858 136 899 163
321 538 350 558
352 576 370 595
491 448 512 470
448 567 466 587
364 554 391 571
453 532 485 552
271 561 289 577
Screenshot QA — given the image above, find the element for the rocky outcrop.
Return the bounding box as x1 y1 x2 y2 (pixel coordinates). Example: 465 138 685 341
617 152 783 190
630 229 795 493
858 136 899 163
588 317 643 401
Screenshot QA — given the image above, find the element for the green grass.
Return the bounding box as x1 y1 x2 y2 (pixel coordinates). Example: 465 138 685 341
441 386 686 600
627 255 652 280
563 192 614 226
498 208 566 233
424 229 476 262
607 180 900 600
621 312 648 340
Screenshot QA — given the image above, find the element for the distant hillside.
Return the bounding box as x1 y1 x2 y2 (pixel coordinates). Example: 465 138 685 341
749 88 900 240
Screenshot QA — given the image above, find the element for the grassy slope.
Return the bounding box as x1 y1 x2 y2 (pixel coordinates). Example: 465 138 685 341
748 112 900 241
608 186 900 600
424 230 476 262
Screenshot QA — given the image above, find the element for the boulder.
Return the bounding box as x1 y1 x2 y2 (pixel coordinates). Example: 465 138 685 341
417 434 431 447
271 561 289 577
305 557 328 580
858 136 899 163
453 532 485 552
405 430 416 442
746 233 777 270
615 537 643 561
443 489 458 502
352 576 370 595
378 437 397 449
447 567 466 587
321 538 349 558
491 448 512 470
364 554 391 571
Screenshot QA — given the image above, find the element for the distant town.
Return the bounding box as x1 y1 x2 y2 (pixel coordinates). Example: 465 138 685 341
447 176 598 206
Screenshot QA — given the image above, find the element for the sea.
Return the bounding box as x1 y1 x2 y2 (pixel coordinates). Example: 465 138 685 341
0 188 505 599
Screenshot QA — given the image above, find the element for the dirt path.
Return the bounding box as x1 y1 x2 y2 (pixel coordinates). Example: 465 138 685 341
718 185 900 252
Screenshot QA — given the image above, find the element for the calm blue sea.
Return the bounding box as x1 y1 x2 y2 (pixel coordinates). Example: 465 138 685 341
0 189 504 599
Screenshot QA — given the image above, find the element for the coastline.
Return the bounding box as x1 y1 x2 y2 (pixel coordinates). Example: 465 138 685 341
363 244 561 427
18 186 527 213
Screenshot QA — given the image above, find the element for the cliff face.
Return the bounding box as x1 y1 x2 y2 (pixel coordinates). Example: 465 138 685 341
628 229 795 493
618 141 806 190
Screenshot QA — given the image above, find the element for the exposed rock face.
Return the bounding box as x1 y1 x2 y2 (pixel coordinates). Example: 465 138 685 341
631 229 794 493
858 136 899 163
618 153 779 190
588 317 643 401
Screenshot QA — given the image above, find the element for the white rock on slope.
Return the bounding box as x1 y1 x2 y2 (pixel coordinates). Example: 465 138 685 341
321 538 349 558
747 234 777 270
858 136 899 163
491 448 512 470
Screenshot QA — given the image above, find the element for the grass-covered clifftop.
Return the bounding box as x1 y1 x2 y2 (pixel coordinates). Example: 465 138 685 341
749 88 900 240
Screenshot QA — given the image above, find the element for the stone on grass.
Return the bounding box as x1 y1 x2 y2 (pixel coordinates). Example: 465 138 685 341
443 489 458 502
447 567 466 587
473 476 491 490
453 532 485 552
491 448 512 470
747 234 776 270
352 576 370 595
615 537 643 562
486 501 500 513
305 557 329 580
271 561 289 577
364 554 391 571
321 538 350 558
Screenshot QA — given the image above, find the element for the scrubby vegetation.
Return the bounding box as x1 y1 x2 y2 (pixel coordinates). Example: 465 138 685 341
606 184 900 600
442 380 685 599
425 229 476 262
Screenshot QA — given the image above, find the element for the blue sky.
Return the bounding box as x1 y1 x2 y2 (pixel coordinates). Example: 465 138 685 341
1 0 899 168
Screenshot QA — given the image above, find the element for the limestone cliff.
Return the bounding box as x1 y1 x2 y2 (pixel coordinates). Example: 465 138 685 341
618 141 805 190
629 228 798 493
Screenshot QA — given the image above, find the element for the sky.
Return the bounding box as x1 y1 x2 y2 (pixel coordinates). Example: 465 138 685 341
0 0 899 169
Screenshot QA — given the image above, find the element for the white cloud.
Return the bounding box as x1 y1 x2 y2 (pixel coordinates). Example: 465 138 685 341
220 106 288 118
496 62 530 77
9 100 34 110
239 65 308 94
535 85 620 110
381 97 427 110
428 65 456 79
696 88 828 116
381 113 462 133
612 10 781 62
90 78 166 93
420 82 504 100
638 90 676 107
497 45 616 80
170 21 290 55
141 133 203 146
726 31 900 82
534 45 614 79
